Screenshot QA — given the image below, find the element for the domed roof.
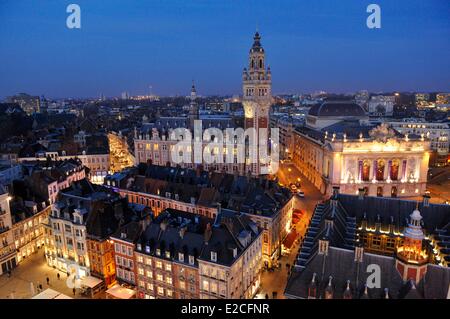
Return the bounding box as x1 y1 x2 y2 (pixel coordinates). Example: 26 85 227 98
308 101 366 117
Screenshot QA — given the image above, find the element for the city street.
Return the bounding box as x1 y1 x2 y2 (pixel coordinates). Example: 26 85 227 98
277 161 325 221
257 162 325 299
0 249 89 299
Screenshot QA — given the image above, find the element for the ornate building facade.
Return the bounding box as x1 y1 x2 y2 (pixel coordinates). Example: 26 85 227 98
133 32 274 176
293 102 430 197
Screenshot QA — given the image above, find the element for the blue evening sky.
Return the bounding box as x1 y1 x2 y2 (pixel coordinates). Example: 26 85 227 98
0 0 449 98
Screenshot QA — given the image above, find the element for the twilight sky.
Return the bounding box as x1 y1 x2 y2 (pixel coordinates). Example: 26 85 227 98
0 0 449 98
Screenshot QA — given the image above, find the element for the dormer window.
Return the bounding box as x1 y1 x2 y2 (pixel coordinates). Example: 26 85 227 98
178 253 184 262
145 245 150 254
189 255 195 265
156 248 161 256
137 244 142 251
211 251 217 262
165 251 170 259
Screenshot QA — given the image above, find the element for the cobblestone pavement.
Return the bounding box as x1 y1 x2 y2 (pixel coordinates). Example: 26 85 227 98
0 249 91 299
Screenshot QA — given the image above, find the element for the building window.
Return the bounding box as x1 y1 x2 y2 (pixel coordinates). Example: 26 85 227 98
390 159 399 181
377 186 383 197
362 160 371 181
376 160 385 181
165 264 172 272
202 280 209 292
157 287 164 296
156 261 162 269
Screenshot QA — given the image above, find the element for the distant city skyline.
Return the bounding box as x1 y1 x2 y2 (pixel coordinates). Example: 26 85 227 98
0 0 449 99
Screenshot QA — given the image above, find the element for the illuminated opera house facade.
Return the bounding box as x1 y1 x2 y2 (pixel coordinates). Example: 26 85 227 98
292 101 430 198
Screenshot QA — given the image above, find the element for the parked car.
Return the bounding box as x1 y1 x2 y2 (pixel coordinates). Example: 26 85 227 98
297 190 305 198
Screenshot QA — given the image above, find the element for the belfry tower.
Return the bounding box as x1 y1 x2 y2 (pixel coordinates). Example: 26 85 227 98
242 31 272 175
189 81 199 129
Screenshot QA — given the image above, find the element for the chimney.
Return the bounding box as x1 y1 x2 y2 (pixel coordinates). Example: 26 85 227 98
179 226 187 239
204 223 212 244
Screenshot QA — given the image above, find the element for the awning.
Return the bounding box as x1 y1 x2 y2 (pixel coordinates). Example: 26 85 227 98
283 230 298 249
32 288 73 299
293 209 304 218
80 276 103 288
106 284 136 299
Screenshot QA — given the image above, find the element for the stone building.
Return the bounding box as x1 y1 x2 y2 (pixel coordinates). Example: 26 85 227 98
292 102 430 197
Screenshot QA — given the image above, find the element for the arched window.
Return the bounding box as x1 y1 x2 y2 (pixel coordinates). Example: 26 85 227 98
362 160 370 181
376 159 385 181
391 186 397 198
390 159 399 181
251 59 254 68
377 186 383 197
259 59 263 68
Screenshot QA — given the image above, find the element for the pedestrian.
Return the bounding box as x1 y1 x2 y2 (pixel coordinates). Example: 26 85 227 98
265 293 269 299
57 273 60 280
39 284 43 291
73 287 76 296
46 276 50 285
